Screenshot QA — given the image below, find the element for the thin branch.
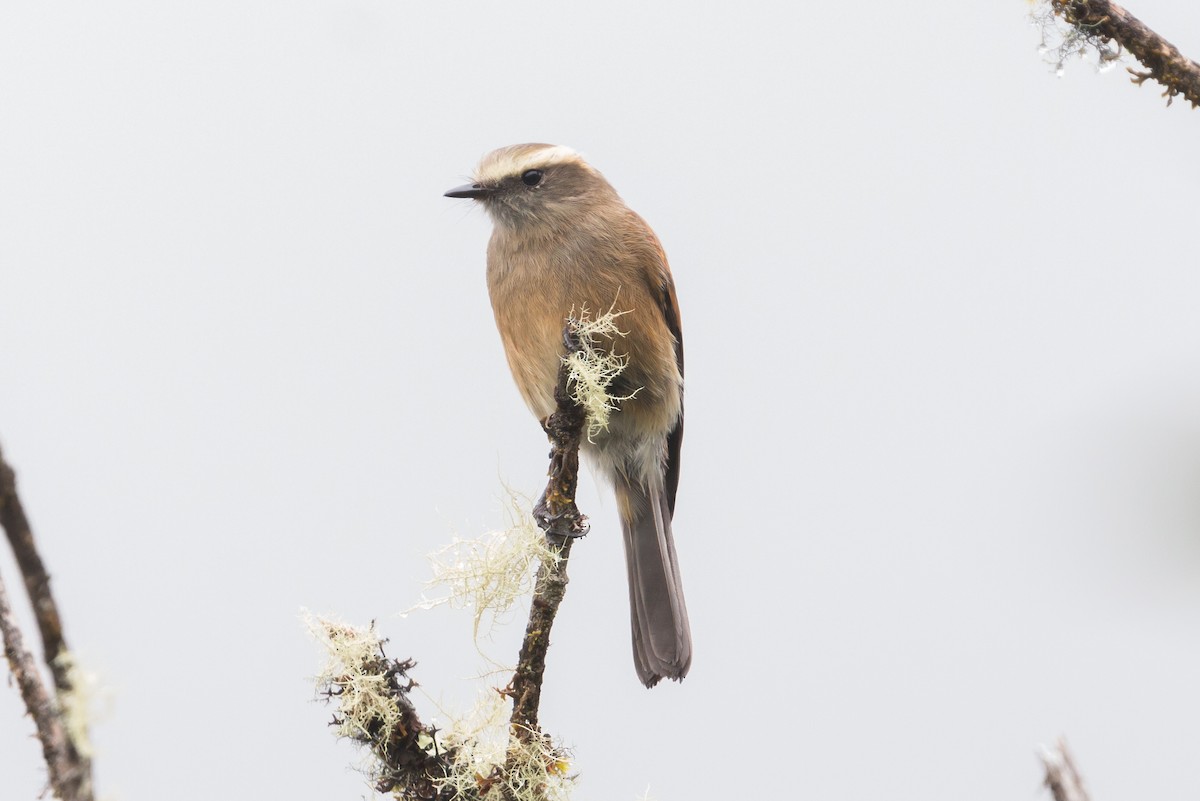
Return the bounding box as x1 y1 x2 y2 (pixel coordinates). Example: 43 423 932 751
0 442 70 690
0 441 94 801
1051 0 1200 107
0 574 89 800
531 326 590 543
1041 738 1092 801
311 326 589 799
507 537 573 739
510 327 588 740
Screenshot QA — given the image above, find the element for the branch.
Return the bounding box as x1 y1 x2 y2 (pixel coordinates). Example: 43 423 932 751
0 442 70 690
309 617 457 799
0 442 93 801
1051 0 1200 107
511 326 588 739
311 326 590 799
1 576 91 800
1041 738 1091 801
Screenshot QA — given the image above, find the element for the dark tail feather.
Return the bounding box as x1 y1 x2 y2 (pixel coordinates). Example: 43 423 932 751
617 480 692 687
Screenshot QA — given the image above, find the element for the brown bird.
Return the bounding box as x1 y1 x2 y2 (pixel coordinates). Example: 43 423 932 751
445 144 691 687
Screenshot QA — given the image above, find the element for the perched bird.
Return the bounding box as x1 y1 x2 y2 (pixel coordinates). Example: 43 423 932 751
445 144 691 687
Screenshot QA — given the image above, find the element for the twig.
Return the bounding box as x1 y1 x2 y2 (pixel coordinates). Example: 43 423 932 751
1041 737 1092 801
0 442 70 690
1052 0 1200 107
0 442 93 801
0 574 90 800
507 536 573 740
312 326 588 799
531 327 590 542
510 327 588 740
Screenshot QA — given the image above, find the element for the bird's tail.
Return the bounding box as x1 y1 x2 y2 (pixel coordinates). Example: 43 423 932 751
616 479 692 687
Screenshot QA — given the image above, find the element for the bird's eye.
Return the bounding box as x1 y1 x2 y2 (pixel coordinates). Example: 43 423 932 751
521 169 544 187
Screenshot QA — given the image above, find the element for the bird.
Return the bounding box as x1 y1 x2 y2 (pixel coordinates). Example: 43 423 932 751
445 144 691 687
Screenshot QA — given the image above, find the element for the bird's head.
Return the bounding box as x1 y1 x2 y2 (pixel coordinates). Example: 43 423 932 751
444 143 618 230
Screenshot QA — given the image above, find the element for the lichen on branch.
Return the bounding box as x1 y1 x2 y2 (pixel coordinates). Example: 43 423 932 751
1035 0 1200 107
309 320 595 799
412 493 561 641
564 304 640 443
307 614 454 798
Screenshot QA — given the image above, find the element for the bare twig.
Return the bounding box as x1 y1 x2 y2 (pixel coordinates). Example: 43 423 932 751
1041 738 1091 801
510 327 588 740
0 443 70 690
507 536 573 739
0 442 93 801
1051 0 1200 107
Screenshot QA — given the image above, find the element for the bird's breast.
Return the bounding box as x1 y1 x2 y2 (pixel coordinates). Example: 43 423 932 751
485 228 681 445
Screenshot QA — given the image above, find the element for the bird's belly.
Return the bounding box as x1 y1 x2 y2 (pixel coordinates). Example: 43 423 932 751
497 318 562 421
487 247 680 473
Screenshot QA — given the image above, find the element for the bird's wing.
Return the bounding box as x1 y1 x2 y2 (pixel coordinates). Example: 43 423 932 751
653 249 684 517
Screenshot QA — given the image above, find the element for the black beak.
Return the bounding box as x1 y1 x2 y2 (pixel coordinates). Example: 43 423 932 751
444 182 492 199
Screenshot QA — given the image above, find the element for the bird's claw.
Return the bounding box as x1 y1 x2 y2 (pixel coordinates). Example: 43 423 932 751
533 495 589 540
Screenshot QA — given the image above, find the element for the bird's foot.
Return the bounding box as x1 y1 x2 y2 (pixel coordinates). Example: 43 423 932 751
533 491 589 540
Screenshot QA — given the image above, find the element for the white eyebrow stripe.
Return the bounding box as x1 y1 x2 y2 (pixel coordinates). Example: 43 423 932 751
474 145 584 185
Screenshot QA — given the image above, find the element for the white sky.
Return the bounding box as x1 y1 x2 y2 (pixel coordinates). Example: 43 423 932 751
3 2 1200 799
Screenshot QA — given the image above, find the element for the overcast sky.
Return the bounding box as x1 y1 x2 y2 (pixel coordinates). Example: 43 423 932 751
3 2 1200 800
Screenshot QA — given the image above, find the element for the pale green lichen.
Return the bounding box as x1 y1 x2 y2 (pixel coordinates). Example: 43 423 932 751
408 492 559 641
53 651 99 759
564 304 641 443
310 488 587 799
308 612 577 800
433 690 575 801
304 614 403 743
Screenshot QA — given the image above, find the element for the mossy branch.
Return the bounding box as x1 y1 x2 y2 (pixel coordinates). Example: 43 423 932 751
507 324 589 744
1048 0 1200 107
312 321 594 800
309 617 456 799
